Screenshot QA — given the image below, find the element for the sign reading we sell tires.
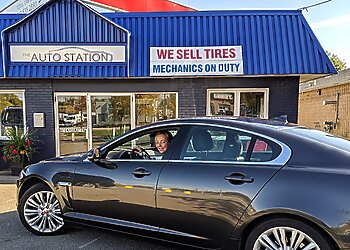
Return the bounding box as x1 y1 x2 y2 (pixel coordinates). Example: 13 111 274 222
150 46 244 76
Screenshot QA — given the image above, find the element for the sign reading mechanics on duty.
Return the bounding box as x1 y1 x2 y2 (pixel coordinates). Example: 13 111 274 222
150 46 243 76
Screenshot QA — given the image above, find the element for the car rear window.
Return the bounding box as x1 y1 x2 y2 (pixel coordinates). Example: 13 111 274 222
180 126 282 162
286 128 350 152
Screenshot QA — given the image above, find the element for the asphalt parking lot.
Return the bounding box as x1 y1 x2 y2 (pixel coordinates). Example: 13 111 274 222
0 183 189 250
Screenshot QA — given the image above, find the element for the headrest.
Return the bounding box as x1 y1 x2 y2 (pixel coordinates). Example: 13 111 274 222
224 133 243 159
192 129 213 151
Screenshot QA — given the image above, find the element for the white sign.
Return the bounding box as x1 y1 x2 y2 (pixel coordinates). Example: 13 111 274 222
0 0 50 14
150 46 243 76
59 127 86 133
213 94 233 100
10 45 126 63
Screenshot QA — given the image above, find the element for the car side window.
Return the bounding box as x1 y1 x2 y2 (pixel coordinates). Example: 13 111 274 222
105 128 179 160
180 127 247 161
247 137 281 162
105 133 156 160
179 126 281 163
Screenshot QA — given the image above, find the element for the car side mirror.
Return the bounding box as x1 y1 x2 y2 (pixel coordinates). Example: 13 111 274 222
88 147 101 162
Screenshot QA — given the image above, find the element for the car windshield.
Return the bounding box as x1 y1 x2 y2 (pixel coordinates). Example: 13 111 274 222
285 127 350 152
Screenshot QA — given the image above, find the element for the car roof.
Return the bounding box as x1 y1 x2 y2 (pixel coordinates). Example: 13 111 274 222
144 116 298 131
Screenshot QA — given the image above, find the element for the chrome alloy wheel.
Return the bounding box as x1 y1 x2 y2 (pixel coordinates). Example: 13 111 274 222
23 190 64 233
253 226 320 250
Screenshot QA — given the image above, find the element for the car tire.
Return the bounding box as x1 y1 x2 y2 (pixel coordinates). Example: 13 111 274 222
245 218 335 250
18 183 65 235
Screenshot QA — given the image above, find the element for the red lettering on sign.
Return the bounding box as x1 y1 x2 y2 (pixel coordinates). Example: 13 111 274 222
229 48 236 58
183 49 190 59
156 49 174 59
176 49 203 59
214 49 222 58
176 49 183 59
204 48 210 59
202 47 237 59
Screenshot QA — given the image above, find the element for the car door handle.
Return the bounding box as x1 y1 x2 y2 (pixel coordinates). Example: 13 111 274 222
225 173 254 184
132 168 151 177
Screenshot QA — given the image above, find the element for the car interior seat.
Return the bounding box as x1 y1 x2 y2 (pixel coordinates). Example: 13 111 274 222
191 129 213 159
223 133 243 161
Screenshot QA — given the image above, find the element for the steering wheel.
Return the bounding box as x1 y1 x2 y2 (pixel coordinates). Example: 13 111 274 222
131 148 151 159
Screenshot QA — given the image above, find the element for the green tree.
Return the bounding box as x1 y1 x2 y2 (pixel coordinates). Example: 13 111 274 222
326 50 347 71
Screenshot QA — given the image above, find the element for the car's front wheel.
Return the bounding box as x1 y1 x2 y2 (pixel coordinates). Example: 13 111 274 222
245 218 335 250
18 183 65 235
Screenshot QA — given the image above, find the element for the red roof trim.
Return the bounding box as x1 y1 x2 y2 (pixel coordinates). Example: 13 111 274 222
86 0 196 12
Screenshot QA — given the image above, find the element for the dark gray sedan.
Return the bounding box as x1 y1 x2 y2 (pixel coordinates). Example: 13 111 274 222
16 117 350 249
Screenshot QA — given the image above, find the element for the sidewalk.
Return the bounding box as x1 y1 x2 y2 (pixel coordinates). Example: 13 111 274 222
0 169 19 184
0 183 17 212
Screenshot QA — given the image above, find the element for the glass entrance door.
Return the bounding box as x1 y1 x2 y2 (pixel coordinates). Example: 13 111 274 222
55 94 133 156
57 95 88 156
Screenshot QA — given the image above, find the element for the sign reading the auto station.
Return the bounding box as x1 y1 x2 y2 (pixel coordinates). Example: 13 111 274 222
150 46 243 76
0 0 50 14
10 45 126 63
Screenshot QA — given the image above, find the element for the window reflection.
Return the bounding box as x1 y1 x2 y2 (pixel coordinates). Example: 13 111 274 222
91 96 131 148
0 93 24 138
240 92 265 118
209 92 235 116
135 93 176 127
58 96 88 155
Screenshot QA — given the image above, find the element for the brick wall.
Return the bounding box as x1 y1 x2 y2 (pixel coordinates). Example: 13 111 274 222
299 83 350 138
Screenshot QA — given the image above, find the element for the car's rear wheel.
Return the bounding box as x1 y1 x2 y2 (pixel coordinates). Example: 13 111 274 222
245 218 335 250
18 183 65 235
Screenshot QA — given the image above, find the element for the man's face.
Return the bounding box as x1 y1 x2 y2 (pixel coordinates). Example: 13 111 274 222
155 134 168 154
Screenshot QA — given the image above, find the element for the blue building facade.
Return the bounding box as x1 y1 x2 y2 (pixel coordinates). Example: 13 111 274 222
0 0 335 165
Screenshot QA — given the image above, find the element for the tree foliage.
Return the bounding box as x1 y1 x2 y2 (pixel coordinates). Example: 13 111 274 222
326 50 347 71
0 94 23 111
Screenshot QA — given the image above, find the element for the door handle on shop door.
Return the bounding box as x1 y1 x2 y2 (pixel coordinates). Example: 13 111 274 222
225 173 254 184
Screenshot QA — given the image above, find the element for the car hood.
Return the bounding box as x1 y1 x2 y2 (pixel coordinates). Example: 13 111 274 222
43 152 87 162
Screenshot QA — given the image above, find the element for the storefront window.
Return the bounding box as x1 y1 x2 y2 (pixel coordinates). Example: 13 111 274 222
91 95 131 148
207 89 268 119
0 91 25 139
209 92 235 116
57 95 88 155
135 93 177 127
240 92 265 118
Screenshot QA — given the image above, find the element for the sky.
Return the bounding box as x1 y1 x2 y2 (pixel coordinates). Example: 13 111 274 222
0 0 349 67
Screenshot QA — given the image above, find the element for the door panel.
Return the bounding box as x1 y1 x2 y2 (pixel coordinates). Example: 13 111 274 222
156 162 280 248
72 160 164 227
155 125 283 248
